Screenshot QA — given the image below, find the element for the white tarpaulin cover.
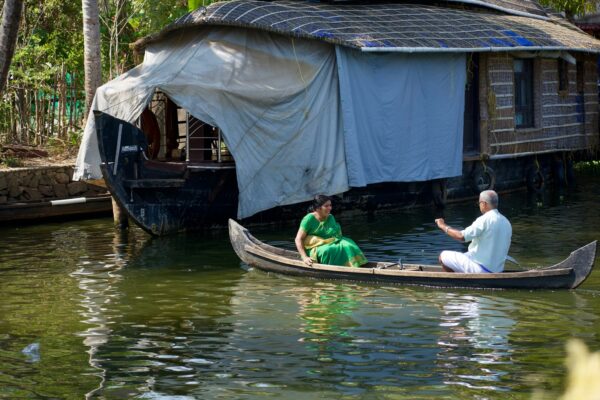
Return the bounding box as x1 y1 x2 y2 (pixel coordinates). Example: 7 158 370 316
336 48 466 186
75 27 348 218
75 26 468 219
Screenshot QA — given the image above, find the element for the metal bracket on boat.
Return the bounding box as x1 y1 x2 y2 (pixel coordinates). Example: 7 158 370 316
113 124 123 176
377 258 404 270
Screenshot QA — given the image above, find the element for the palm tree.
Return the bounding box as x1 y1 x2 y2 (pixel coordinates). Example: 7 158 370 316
0 0 24 94
82 0 102 112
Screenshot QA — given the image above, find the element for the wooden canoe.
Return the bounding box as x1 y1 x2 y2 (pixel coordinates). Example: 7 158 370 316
0 195 112 223
228 219 597 289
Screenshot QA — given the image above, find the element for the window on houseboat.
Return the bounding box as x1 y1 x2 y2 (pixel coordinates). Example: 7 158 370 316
514 59 534 128
576 58 585 93
558 59 569 92
186 113 232 163
137 91 233 165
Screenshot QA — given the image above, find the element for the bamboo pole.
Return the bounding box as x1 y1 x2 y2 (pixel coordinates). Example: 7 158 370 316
42 85 48 141
9 91 15 142
58 70 63 138
68 72 74 128
18 88 25 143
27 89 32 144
34 88 40 145
60 64 67 138
50 73 57 140
57 73 62 139
111 197 129 230
72 72 79 125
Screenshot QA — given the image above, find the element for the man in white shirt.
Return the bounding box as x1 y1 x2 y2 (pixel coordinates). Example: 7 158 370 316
434 190 512 273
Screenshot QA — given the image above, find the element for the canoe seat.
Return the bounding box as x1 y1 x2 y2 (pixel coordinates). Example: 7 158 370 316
144 160 187 173
187 162 236 171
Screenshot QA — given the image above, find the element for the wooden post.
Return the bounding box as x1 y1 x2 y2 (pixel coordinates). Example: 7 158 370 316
111 196 128 229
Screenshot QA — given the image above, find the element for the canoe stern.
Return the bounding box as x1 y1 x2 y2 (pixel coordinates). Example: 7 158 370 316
229 219 254 264
560 240 597 289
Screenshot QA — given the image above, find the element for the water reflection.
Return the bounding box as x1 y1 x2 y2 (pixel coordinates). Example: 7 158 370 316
69 229 243 398
223 274 448 396
298 284 359 341
71 229 130 398
437 295 515 391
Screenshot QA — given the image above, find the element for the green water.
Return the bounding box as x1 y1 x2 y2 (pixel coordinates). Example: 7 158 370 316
1 178 599 399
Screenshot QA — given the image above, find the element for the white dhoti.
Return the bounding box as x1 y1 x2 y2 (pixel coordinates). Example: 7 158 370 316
440 251 491 273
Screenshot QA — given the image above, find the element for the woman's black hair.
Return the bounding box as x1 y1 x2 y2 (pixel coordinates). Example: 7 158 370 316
309 194 331 212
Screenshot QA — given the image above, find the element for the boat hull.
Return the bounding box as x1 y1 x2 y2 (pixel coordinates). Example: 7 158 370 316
0 195 112 224
228 219 597 290
96 112 584 236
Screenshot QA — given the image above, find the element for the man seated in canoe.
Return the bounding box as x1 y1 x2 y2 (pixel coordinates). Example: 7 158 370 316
435 190 512 273
295 195 368 268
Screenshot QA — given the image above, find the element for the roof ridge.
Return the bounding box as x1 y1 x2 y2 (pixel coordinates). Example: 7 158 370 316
130 0 600 54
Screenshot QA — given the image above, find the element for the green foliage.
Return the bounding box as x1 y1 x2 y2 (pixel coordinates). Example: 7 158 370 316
5 0 200 98
187 0 229 13
46 133 81 158
188 0 203 12
0 0 197 146
5 0 214 96
7 0 84 95
128 0 189 39
0 154 24 168
538 0 597 18
1 0 231 146
574 160 600 175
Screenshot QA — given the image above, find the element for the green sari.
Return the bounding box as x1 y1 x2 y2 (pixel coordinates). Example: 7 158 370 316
300 213 368 268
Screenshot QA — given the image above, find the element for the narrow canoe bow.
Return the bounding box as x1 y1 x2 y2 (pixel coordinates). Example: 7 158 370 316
228 219 597 289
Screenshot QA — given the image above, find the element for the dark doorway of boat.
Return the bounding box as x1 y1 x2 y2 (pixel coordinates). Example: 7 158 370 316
95 92 239 236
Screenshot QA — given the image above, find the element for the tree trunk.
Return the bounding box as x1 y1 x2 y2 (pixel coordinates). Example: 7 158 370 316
82 0 102 113
0 0 24 94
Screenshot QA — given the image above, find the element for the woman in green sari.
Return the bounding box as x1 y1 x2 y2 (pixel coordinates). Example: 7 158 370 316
294 195 368 268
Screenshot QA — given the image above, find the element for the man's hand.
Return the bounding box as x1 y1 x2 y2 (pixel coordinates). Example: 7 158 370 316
435 218 446 230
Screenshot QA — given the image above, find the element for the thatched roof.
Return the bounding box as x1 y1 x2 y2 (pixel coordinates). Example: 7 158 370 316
423 0 547 18
132 0 600 54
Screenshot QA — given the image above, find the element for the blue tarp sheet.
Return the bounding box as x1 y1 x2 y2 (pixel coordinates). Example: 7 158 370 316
336 48 466 186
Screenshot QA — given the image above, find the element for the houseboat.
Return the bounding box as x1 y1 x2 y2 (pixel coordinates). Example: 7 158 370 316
75 0 600 235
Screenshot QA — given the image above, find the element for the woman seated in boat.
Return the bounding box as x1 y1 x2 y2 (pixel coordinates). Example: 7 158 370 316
295 195 368 268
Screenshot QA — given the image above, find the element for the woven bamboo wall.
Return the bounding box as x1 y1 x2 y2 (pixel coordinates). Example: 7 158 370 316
480 53 598 157
582 57 599 144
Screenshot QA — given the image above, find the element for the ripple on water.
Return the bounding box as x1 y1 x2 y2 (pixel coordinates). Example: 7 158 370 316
2 179 600 399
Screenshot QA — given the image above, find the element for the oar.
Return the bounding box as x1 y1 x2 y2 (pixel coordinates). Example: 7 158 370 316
506 255 520 266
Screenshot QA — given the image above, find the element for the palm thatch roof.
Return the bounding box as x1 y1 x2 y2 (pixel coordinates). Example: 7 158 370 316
413 0 547 18
132 0 600 54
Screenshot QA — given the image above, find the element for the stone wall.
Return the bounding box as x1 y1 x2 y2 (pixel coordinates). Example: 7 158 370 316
0 166 107 205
